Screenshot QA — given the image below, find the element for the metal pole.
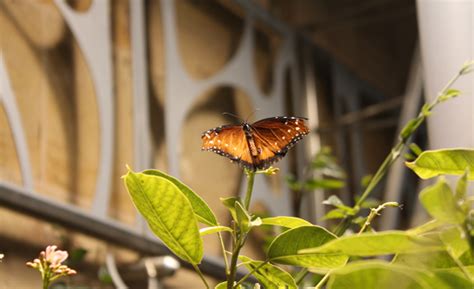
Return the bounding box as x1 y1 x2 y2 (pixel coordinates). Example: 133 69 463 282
0 182 232 281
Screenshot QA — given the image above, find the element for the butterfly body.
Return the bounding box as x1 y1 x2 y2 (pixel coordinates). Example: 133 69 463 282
201 116 309 171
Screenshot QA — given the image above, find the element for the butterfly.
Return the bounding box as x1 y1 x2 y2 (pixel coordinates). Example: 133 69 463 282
201 116 309 171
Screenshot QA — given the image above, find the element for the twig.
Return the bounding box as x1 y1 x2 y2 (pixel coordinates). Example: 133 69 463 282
244 171 256 210
334 62 473 237
192 263 210 289
218 231 230 274
358 202 400 235
314 272 331 289
233 260 268 288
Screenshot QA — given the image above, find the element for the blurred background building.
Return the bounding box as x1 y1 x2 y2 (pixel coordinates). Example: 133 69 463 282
0 0 472 288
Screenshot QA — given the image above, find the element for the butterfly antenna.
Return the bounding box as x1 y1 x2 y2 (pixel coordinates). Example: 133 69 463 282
222 112 244 123
244 109 259 123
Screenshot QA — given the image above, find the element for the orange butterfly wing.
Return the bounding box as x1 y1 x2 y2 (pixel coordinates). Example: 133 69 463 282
251 117 309 169
201 125 254 168
201 117 309 170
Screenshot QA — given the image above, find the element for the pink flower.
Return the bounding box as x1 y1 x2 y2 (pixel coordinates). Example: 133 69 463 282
44 245 68 267
26 245 77 284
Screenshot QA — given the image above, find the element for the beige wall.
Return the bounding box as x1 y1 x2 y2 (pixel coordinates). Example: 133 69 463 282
0 0 283 288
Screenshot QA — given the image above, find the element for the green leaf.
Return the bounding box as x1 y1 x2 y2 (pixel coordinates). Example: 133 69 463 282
215 282 242 289
199 226 232 237
409 143 423 156
440 226 470 259
311 147 346 178
322 195 357 214
358 197 380 209
322 208 346 220
421 103 432 116
439 89 461 102
143 169 217 226
404 152 416 161
267 226 347 269
400 119 419 140
286 175 302 191
327 261 468 289
305 179 345 190
435 266 474 280
69 248 88 263
300 231 442 256
260 216 312 228
360 174 373 189
239 256 297 289
235 201 252 234
124 170 203 264
419 178 465 224
98 265 113 284
322 195 344 207
352 216 367 226
406 149 474 180
433 271 473 289
407 219 444 235
455 170 469 202
220 196 241 222
250 217 262 227
460 60 474 74
394 249 474 269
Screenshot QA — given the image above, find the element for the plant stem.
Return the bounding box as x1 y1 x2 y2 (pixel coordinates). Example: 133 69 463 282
314 272 331 289
334 67 466 237
42 270 50 289
227 239 245 289
233 260 268 288
356 68 462 208
294 268 309 285
227 170 256 289
218 231 230 274
356 144 403 208
450 251 474 283
358 202 400 235
244 170 255 210
192 263 210 289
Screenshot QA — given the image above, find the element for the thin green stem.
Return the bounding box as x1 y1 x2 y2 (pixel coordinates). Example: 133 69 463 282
356 143 402 208
227 240 245 289
192 263 210 289
233 260 268 288
357 69 463 208
227 170 256 289
358 210 377 235
42 270 50 289
334 67 467 237
450 251 474 283
217 231 230 274
358 202 400 235
244 171 255 210
294 268 309 285
314 272 331 289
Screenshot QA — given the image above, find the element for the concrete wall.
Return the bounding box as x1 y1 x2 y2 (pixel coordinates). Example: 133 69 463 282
0 0 287 287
